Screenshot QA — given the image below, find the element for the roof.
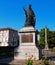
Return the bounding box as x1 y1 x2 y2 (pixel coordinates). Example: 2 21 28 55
0 28 18 32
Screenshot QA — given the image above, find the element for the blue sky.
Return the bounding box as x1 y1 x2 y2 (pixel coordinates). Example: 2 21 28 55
0 0 55 31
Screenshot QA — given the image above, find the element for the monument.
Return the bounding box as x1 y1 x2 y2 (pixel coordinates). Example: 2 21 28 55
45 27 49 50
43 27 49 58
14 4 41 60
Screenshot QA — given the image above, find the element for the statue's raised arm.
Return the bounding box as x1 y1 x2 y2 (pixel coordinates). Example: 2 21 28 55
23 7 27 17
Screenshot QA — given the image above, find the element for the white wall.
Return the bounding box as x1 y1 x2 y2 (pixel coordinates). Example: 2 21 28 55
0 29 18 46
0 30 9 46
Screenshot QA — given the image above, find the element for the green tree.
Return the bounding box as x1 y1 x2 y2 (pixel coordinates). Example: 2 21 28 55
38 28 55 48
48 31 55 48
38 28 45 48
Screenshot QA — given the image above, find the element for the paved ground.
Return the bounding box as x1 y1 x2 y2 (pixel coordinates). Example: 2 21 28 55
0 51 55 65
42 50 55 60
0 57 55 65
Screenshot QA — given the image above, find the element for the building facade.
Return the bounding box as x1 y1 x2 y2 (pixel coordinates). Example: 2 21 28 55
0 28 18 46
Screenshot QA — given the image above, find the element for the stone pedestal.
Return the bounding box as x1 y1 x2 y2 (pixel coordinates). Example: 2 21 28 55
14 27 41 60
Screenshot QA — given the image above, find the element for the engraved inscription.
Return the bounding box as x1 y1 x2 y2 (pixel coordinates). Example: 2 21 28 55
21 34 33 43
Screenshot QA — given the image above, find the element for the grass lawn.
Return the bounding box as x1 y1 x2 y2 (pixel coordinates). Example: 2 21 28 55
50 48 55 52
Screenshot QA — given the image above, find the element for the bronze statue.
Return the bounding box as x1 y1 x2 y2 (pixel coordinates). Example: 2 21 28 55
23 4 36 27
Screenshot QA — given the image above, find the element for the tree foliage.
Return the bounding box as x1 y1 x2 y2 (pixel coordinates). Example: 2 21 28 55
38 28 55 48
38 28 45 48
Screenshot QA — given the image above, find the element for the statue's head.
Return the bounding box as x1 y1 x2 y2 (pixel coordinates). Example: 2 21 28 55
28 4 31 9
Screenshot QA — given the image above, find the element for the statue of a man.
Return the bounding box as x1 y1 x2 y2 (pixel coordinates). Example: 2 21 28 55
23 4 36 27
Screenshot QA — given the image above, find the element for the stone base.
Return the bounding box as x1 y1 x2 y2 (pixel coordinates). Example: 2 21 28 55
14 26 41 60
14 45 39 60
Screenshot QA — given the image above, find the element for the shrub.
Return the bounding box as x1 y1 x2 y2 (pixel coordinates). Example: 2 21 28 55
39 57 50 65
25 55 33 65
